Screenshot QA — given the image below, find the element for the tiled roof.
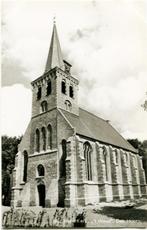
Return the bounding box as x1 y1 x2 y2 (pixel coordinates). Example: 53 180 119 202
60 108 137 153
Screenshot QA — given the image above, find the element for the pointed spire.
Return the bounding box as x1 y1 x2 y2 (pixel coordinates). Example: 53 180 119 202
45 21 64 72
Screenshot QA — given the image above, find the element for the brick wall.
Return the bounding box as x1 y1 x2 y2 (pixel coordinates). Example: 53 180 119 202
18 151 58 207
31 71 57 117
56 69 79 115
30 109 57 155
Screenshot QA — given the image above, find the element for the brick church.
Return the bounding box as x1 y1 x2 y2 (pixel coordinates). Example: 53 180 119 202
12 23 147 208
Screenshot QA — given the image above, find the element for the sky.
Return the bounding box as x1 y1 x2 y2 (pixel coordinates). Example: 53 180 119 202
1 0 147 140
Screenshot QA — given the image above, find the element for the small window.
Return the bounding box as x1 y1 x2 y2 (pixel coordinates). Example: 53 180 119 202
65 100 72 111
69 86 74 98
41 101 48 113
37 164 45 176
46 80 52 96
61 80 66 94
37 87 42 100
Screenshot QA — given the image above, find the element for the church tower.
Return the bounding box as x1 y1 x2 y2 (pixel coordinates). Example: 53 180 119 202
12 20 146 210
31 23 79 118
11 22 80 208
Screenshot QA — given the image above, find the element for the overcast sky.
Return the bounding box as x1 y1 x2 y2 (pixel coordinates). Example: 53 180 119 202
1 0 147 140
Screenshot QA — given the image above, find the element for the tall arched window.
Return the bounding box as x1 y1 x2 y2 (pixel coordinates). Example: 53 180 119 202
37 87 42 100
47 124 52 149
46 80 52 96
37 164 45 176
41 127 46 151
23 151 28 182
36 129 40 152
103 148 108 181
59 140 67 178
124 153 128 166
133 155 137 168
69 85 74 98
114 150 118 164
83 142 92 181
61 80 66 94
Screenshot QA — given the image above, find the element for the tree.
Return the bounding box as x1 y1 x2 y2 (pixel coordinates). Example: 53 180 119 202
127 138 144 155
127 138 147 183
2 135 22 206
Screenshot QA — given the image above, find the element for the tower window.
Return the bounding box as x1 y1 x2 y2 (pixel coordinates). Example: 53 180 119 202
69 86 74 98
41 101 48 113
37 87 42 100
37 164 45 176
83 142 92 181
61 80 66 94
46 80 52 96
36 129 40 152
65 100 72 111
47 124 52 149
41 127 46 151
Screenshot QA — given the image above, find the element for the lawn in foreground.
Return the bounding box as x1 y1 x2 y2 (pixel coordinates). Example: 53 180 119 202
2 199 147 228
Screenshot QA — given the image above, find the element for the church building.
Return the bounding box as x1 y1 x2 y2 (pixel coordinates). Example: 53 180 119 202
11 23 147 208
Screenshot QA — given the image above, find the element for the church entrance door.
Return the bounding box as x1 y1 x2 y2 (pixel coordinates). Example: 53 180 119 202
37 184 45 207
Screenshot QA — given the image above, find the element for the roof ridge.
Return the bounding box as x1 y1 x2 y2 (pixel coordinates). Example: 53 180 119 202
107 122 137 153
79 107 107 122
60 108 79 118
58 108 75 132
79 107 137 153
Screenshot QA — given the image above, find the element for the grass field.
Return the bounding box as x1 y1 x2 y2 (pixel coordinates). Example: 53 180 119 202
2 199 147 228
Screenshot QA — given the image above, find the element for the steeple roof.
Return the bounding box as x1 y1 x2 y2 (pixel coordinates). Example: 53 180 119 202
45 23 64 72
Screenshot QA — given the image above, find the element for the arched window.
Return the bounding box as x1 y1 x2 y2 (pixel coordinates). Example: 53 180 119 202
61 80 66 94
46 80 52 96
114 150 118 164
59 140 67 178
103 148 108 181
65 100 72 111
83 142 92 181
41 101 48 113
133 155 137 168
37 87 42 100
23 151 28 182
124 153 128 166
47 124 52 149
41 127 46 151
37 164 45 176
36 129 40 152
69 85 74 98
